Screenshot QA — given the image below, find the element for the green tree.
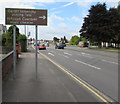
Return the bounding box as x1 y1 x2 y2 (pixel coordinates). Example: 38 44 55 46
5 32 13 46
63 36 68 43
70 35 80 45
80 3 120 48
60 37 64 43
18 34 27 52
108 8 120 47
80 3 108 47
4 25 20 46
53 37 60 42
79 36 88 42
0 34 6 46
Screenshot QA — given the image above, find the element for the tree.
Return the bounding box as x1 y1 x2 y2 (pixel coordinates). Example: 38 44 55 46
80 3 120 48
63 36 68 43
18 34 27 52
53 37 59 42
0 34 6 46
79 36 88 42
70 35 80 45
108 8 120 47
80 3 109 47
5 25 20 46
60 37 64 43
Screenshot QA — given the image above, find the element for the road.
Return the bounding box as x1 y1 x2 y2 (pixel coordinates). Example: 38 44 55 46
3 46 106 103
36 45 118 102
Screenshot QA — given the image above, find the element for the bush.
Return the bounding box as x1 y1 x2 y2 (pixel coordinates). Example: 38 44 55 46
18 34 27 52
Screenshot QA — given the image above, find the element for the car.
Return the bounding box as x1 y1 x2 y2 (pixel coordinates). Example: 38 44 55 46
62 43 66 47
55 43 64 49
38 43 46 50
44 43 49 47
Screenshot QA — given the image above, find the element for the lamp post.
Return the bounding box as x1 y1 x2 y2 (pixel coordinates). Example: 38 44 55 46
27 32 30 46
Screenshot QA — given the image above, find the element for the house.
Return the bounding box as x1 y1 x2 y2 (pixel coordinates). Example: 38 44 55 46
0 24 7 35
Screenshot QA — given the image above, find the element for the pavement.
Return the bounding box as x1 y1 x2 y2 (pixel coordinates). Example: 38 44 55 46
2 46 103 103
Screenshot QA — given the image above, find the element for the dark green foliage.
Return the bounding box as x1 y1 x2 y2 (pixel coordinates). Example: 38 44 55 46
70 35 80 45
1 25 27 52
63 36 68 43
53 37 60 42
79 36 88 42
80 3 120 48
8 25 20 36
18 34 27 52
0 34 6 46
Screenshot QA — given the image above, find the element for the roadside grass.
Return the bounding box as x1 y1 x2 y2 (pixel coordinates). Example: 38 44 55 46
89 47 120 52
50 43 55 46
66 45 77 47
50 44 77 47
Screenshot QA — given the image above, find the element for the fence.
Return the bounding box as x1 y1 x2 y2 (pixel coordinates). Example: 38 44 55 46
1 51 14 78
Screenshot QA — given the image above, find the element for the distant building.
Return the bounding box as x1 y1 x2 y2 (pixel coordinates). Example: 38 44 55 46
44 40 53 43
0 24 7 35
119 1 120 5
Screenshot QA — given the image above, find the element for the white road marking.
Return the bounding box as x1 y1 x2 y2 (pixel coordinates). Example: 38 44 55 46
40 52 113 103
81 52 90 55
50 50 56 53
102 59 118 65
75 60 101 70
58 54 69 58
48 52 54 56
64 52 72 56
78 54 93 58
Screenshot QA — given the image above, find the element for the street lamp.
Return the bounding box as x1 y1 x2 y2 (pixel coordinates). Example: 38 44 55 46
27 32 30 47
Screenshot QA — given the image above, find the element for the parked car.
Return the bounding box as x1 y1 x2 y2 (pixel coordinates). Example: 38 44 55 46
55 43 64 49
38 43 46 50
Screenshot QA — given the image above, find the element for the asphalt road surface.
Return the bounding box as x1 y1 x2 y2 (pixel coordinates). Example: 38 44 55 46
36 45 118 102
3 46 110 103
3 45 118 103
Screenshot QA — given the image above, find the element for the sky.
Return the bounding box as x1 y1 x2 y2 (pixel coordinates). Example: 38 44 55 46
0 0 119 40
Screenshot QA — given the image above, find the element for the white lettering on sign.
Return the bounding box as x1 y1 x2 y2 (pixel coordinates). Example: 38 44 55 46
22 17 37 21
12 14 24 17
6 8 47 25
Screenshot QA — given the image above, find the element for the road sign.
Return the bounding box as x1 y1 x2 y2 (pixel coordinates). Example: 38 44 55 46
5 8 47 25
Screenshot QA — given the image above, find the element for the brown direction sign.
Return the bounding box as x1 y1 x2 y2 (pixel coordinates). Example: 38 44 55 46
5 8 47 25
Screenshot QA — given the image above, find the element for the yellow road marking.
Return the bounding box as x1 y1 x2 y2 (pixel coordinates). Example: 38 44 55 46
39 52 115 104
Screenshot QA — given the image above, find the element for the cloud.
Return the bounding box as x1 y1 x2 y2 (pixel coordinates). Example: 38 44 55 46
62 2 75 7
76 0 119 7
53 15 64 20
51 2 75 11
71 16 82 24
58 23 67 27
1 0 119 41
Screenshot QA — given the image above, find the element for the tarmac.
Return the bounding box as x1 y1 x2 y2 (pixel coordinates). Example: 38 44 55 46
2 46 101 103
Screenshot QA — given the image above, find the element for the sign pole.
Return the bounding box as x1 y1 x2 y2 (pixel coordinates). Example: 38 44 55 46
35 25 38 80
13 25 16 79
6 8 47 79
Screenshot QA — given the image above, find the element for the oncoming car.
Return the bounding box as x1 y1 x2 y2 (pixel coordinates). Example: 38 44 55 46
38 43 46 50
55 43 64 49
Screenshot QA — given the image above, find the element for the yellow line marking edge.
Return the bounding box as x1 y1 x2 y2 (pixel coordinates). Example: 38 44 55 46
39 52 115 104
31 45 115 103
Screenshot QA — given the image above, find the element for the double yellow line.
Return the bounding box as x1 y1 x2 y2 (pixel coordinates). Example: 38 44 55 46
39 52 115 104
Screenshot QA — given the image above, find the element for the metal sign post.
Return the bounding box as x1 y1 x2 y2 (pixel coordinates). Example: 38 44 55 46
35 25 38 79
5 8 47 79
13 25 16 79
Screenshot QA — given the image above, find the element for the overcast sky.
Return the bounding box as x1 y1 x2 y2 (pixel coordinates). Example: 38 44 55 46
0 0 119 40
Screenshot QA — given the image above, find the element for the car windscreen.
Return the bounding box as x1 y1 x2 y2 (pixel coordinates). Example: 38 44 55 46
57 43 63 46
